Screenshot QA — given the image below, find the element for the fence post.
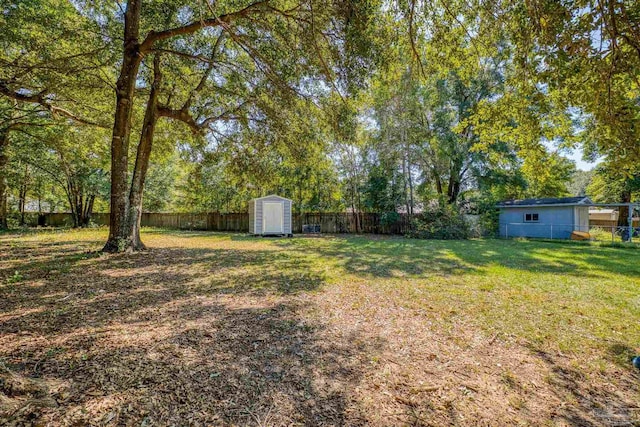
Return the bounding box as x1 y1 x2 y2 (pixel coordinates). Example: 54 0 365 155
627 203 633 243
505 223 508 239
550 224 553 239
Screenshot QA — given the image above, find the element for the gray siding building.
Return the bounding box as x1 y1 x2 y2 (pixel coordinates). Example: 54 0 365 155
498 197 592 239
249 195 293 236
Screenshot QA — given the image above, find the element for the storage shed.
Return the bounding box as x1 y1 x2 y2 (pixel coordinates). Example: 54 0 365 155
497 197 592 239
589 208 618 222
248 195 293 236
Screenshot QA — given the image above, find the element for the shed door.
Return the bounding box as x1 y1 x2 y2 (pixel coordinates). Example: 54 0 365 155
263 202 283 233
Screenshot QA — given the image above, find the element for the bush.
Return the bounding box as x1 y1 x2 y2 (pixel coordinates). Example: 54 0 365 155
478 206 499 237
588 227 612 242
380 211 400 226
457 194 499 237
407 204 470 240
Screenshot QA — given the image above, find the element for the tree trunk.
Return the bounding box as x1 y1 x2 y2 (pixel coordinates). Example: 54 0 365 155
356 186 363 233
65 176 81 228
100 1 264 251
407 159 414 215
18 191 26 225
447 177 461 204
18 164 29 226
0 130 8 230
402 151 410 215
102 0 144 252
402 128 414 215
126 54 162 251
447 158 464 204
76 185 84 227
434 171 443 196
617 191 631 227
82 194 95 227
69 188 96 228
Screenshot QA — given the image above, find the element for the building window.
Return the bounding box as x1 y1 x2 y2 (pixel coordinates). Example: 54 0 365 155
524 213 539 222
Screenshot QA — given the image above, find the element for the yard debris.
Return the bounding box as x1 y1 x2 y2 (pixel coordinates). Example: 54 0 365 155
0 363 58 426
55 293 75 302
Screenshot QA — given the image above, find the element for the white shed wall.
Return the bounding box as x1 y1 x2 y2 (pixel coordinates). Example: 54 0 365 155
248 200 255 234
249 195 292 235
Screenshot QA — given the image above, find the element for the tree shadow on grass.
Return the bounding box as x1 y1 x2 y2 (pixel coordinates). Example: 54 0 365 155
3 232 639 425
606 342 638 368
0 237 380 425
275 235 477 278
274 235 640 279
11 301 380 426
529 347 640 426
0 242 326 335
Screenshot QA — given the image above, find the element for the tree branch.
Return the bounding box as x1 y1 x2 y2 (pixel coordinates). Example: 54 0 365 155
158 100 251 135
0 79 108 127
157 105 202 134
151 48 220 63
139 0 270 53
199 100 250 127
408 0 427 80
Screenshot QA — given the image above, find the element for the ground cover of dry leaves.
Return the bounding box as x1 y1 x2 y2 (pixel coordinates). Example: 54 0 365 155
1 229 639 426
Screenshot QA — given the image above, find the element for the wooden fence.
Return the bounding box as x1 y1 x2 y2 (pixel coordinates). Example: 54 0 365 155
27 212 416 234
21 212 631 235
589 218 640 228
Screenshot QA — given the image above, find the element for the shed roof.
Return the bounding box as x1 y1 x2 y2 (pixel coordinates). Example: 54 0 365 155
252 194 292 201
589 208 616 213
497 196 592 208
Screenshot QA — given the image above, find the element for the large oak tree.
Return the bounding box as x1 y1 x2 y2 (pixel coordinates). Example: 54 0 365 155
85 0 379 252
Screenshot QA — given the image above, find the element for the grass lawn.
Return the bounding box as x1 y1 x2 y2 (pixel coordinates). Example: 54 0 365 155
1 228 639 426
